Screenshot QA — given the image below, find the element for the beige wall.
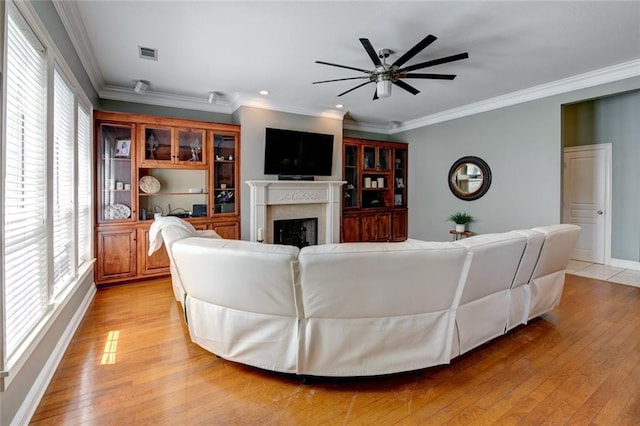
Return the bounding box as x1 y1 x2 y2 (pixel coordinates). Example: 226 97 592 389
236 106 343 240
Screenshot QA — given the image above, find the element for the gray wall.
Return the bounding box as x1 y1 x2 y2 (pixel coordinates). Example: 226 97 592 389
235 106 343 240
596 91 640 261
563 90 640 262
396 77 640 242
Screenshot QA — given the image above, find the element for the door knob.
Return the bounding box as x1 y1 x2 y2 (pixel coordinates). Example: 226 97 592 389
596 210 604 215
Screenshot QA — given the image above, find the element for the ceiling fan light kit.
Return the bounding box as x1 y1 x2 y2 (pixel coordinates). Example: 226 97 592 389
376 77 392 98
314 35 468 100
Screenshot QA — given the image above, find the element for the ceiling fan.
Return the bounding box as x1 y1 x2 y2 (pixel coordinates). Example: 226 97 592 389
313 35 469 100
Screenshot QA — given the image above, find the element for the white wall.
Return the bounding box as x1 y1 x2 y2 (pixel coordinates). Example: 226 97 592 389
396 76 640 242
235 106 343 240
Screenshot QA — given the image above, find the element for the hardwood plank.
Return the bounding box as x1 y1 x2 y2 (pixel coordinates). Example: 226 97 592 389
31 274 640 425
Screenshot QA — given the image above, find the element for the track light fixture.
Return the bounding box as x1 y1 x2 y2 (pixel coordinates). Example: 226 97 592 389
133 80 149 94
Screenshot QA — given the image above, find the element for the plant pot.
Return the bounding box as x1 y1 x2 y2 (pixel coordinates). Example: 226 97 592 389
455 223 466 232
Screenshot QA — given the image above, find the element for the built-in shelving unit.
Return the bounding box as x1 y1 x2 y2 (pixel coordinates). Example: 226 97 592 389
94 111 240 285
342 137 408 242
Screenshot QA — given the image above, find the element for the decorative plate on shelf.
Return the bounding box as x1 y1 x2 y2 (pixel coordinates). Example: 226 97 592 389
139 175 161 194
104 203 131 220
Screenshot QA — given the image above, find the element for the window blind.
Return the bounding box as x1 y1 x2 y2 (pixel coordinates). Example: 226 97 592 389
3 8 49 359
53 70 75 294
77 104 92 266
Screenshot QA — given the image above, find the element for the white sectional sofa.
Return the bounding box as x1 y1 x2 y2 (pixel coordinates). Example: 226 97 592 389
151 218 579 377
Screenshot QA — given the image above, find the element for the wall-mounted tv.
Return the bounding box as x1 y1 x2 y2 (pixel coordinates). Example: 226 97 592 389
264 127 334 178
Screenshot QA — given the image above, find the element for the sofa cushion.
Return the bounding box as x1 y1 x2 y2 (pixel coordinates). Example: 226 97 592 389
507 229 545 330
453 232 528 354
527 224 581 319
172 238 300 316
298 239 469 318
297 239 471 376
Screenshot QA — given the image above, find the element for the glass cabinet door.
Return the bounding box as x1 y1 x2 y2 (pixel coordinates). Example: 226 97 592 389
142 125 173 164
176 128 206 166
99 123 135 222
213 134 237 214
344 145 359 208
363 147 376 170
394 149 407 207
378 148 390 170
363 146 391 170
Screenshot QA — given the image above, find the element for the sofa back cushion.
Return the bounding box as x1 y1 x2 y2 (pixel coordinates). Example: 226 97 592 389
298 239 469 318
172 238 300 316
455 232 528 305
531 224 581 278
509 229 545 289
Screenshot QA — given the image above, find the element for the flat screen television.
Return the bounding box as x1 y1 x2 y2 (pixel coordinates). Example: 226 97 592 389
264 127 334 178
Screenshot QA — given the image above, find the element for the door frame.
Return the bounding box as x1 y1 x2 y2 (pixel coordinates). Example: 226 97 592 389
562 144 612 264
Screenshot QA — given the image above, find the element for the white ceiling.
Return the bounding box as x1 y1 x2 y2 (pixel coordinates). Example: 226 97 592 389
55 1 640 132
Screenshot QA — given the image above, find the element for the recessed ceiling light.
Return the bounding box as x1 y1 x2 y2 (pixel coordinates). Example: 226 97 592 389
335 104 344 109
259 90 269 95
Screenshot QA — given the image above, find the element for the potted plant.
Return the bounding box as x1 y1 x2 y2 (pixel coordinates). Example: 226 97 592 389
448 211 474 232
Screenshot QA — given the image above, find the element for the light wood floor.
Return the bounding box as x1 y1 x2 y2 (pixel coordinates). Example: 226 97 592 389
31 274 640 425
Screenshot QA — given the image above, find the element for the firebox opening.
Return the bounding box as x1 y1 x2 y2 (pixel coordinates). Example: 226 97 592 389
273 217 318 248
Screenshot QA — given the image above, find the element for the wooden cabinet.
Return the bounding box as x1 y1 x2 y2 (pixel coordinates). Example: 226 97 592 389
342 138 408 242
94 111 241 285
392 210 408 241
342 214 361 242
362 213 391 241
96 228 137 282
138 227 170 276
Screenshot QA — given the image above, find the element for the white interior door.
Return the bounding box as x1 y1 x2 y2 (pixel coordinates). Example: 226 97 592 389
562 145 611 263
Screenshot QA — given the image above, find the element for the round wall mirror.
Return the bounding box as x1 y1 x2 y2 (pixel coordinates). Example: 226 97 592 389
448 156 492 201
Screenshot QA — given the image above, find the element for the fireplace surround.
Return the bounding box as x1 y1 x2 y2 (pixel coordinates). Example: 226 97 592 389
246 180 345 244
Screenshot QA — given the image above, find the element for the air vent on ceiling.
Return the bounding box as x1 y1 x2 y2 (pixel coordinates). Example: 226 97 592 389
138 46 158 61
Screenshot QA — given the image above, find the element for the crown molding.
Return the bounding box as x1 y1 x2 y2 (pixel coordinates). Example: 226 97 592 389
100 85 235 114
343 119 395 134
235 94 346 121
52 0 104 93
392 59 640 134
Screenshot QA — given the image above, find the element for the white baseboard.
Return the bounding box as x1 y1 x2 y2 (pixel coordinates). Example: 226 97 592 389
13 283 97 425
609 258 640 271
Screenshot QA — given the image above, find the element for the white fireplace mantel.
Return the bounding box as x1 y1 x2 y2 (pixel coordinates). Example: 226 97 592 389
246 180 345 244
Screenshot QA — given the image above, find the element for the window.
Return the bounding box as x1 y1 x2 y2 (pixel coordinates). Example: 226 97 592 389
2 3 93 372
3 4 49 362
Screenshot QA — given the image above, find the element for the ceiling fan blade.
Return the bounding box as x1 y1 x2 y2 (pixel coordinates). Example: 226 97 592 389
400 52 469 72
392 34 437 68
373 89 379 101
315 60 371 74
402 73 457 80
393 80 420 95
337 81 373 97
360 38 383 67
312 76 370 84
